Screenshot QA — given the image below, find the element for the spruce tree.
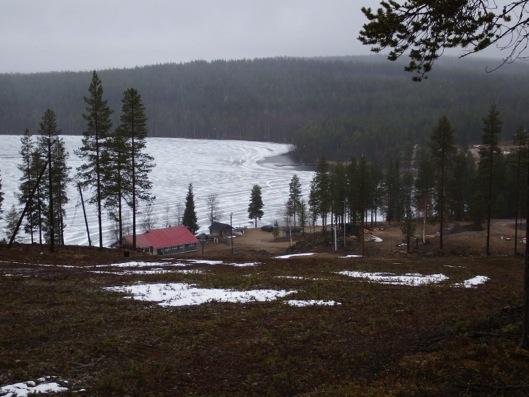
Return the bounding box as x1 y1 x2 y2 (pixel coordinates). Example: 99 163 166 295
117 88 154 249
183 184 198 233
76 71 113 248
429 116 456 250
478 106 502 256
288 175 302 228
384 159 402 224
248 184 264 228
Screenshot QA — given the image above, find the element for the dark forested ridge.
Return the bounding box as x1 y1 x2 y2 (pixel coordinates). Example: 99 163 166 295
1 56 529 160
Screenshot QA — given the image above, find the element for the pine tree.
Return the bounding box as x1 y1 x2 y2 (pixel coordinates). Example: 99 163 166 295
430 116 456 250
414 147 434 243
76 71 113 248
479 106 502 256
357 157 371 255
314 158 331 231
30 148 47 244
102 130 129 246
384 159 402 223
400 171 416 253
117 88 154 249
17 129 36 242
447 149 475 222
308 178 319 233
37 109 70 249
248 184 264 228
183 183 198 233
288 175 302 228
513 128 528 255
0 168 4 220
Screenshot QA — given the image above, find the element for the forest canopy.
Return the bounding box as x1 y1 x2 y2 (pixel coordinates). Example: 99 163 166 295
2 56 529 161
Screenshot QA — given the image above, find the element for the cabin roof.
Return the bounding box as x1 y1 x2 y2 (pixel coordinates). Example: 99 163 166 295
124 226 198 249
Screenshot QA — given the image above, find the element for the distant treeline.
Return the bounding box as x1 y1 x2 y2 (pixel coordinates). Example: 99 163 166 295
2 56 529 160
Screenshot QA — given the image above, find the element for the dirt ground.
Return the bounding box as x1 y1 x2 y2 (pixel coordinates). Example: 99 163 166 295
1 246 528 396
197 219 525 258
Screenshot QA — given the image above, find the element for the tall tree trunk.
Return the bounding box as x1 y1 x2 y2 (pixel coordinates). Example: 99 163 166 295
131 105 136 250
37 188 42 245
96 131 103 249
515 149 522 256
47 135 54 252
521 158 529 348
439 147 445 250
486 146 494 256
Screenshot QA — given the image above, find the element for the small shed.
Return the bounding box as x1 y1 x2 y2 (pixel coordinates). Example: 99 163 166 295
209 221 233 238
123 226 198 255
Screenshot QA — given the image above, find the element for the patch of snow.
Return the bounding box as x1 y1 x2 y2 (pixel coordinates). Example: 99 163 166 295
0 377 69 396
369 235 383 243
285 300 341 307
106 282 296 307
226 262 261 267
274 253 315 259
339 254 363 258
185 259 224 265
337 271 448 286
94 261 184 268
91 269 205 276
444 265 464 269
454 275 489 288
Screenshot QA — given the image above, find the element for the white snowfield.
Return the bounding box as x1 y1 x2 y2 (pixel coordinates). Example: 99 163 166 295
339 254 363 258
338 271 449 286
0 377 69 397
285 300 341 307
0 135 314 246
454 275 489 288
274 253 315 259
95 261 175 268
105 282 296 307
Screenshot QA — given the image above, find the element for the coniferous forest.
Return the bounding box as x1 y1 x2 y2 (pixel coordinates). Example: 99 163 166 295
2 56 529 161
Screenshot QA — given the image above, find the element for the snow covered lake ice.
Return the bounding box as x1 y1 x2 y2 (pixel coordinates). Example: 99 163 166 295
0 135 314 246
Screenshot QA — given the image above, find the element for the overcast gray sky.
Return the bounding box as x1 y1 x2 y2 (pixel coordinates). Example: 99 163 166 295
0 0 501 73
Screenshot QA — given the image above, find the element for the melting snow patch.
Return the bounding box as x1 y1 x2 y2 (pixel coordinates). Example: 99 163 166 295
0 376 69 396
274 253 315 259
338 271 448 286
185 259 224 265
454 275 489 288
285 300 340 307
105 282 295 307
340 255 363 258
227 262 261 267
94 261 172 268
91 269 205 276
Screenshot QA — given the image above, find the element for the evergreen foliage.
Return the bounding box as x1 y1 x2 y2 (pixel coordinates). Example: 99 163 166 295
248 185 264 228
76 71 113 248
117 88 155 248
37 109 70 247
183 184 198 234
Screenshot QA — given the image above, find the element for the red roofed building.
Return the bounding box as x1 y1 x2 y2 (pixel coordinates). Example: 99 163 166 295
123 226 199 255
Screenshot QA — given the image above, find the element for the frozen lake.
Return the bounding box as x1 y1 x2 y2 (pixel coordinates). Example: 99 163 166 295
0 135 314 246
